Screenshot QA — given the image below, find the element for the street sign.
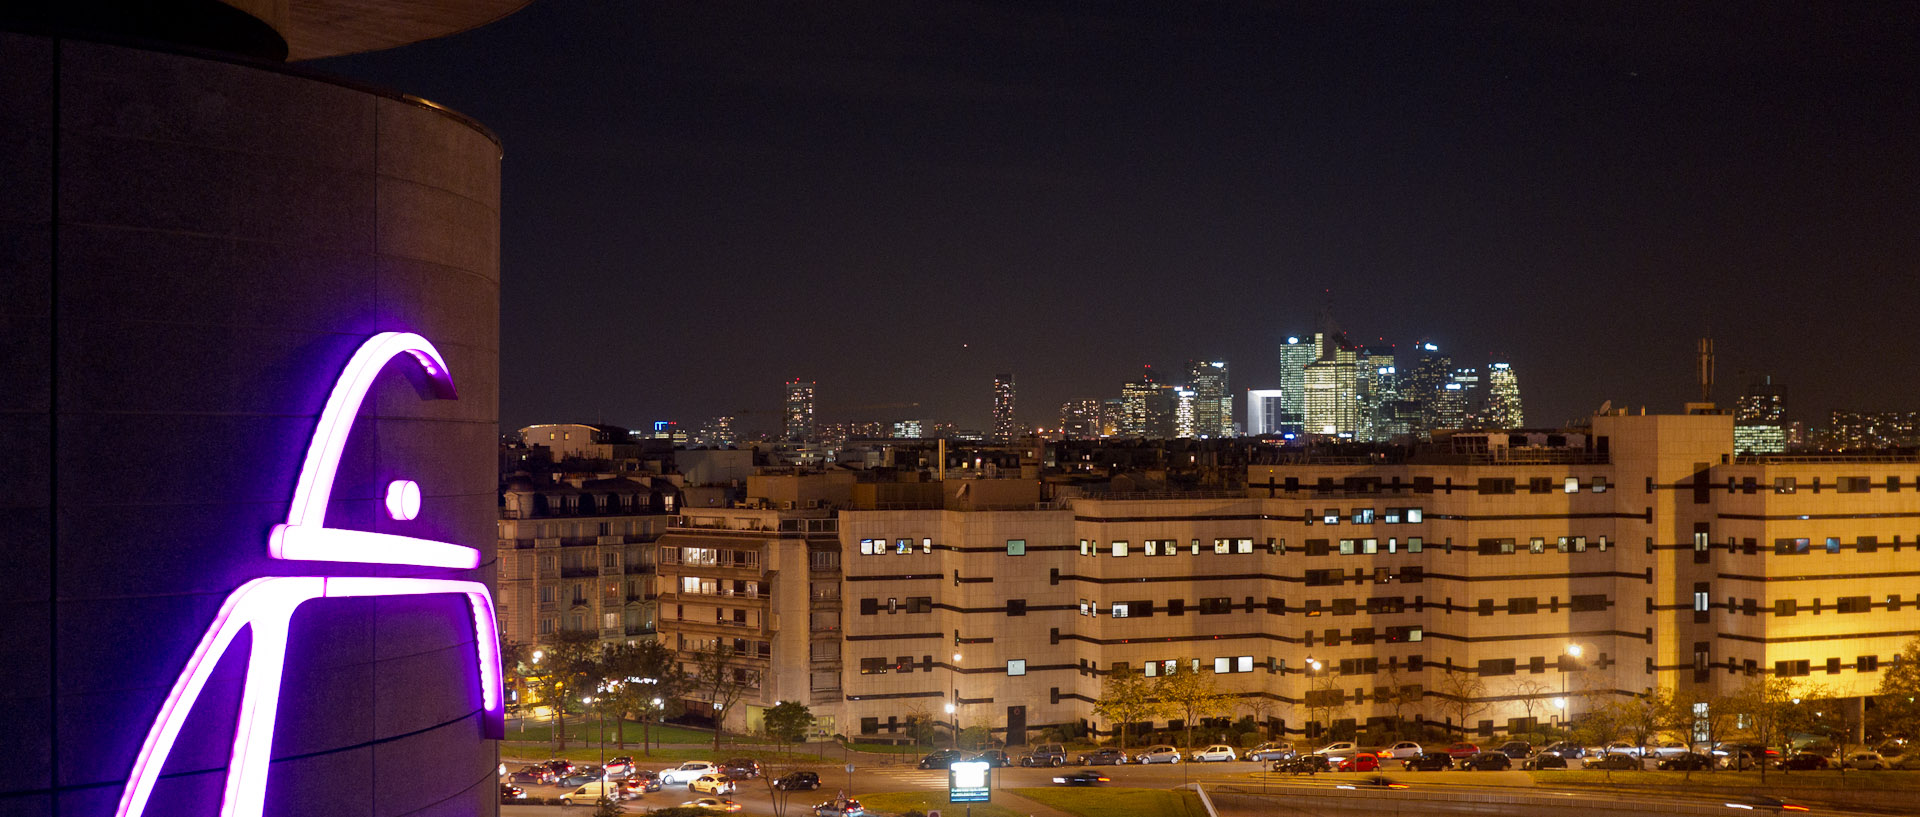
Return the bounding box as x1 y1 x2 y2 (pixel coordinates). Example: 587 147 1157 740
948 760 990 803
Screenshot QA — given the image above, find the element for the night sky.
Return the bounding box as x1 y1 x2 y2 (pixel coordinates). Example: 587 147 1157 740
318 2 1920 436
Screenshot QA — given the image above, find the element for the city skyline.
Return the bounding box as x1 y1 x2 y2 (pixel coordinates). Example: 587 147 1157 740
319 3 1920 434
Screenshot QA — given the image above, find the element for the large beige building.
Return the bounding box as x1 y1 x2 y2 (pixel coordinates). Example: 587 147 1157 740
836 412 1920 744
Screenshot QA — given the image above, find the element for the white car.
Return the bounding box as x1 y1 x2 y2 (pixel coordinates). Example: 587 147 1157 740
560 781 626 805
1649 740 1689 758
691 774 737 794
1136 745 1182 764
1602 741 1644 757
1843 751 1889 770
1313 741 1358 761
1377 741 1423 759
1192 744 1238 762
1891 753 1920 770
661 761 720 785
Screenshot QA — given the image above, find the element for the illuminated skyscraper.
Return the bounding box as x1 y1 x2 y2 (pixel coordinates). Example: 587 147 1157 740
1246 389 1286 436
1303 339 1360 437
1735 377 1787 453
1277 336 1315 437
1434 366 1479 430
1358 345 1398 441
1483 362 1524 429
1187 360 1232 438
1121 365 1161 436
1172 387 1198 438
1059 399 1104 439
784 378 816 441
1404 341 1451 439
992 373 1017 441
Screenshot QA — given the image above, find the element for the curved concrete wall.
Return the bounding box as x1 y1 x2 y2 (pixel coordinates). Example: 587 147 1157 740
0 32 500 817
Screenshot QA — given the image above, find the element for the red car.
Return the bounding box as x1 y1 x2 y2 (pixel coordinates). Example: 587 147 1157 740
1337 752 1380 772
1445 742 1481 758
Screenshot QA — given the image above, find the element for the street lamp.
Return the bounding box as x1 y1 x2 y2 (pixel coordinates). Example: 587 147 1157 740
945 702 958 750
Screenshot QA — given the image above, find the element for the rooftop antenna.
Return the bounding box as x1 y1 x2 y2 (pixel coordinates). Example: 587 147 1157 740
1697 337 1715 404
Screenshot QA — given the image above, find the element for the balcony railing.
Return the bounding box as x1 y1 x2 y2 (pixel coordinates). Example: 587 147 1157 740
625 625 656 637
560 566 597 578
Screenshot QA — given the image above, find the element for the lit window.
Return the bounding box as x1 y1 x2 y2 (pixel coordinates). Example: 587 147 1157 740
1694 590 1710 612
1826 537 1841 554
1214 538 1230 554
1079 539 1091 556
1237 655 1254 673
1112 603 1129 618
1007 659 1026 676
1144 540 1159 556
1362 539 1378 555
1006 539 1026 556
1387 538 1398 554
1324 511 1341 525
1565 477 1579 493
1191 539 1201 555
1383 508 1403 524
896 538 910 555
923 537 932 553
1237 538 1254 554
1339 539 1356 555
1407 537 1423 553
1353 508 1375 524
1112 540 1129 557
1593 477 1608 493
1214 657 1232 673
1406 508 1423 523
860 539 875 555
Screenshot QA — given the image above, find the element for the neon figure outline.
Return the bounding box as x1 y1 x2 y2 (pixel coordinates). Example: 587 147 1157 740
116 332 505 817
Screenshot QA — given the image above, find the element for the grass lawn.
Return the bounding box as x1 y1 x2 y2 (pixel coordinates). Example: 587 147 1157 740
855 791 1029 817
1011 787 1208 817
508 720 769 746
1529 768 1920 791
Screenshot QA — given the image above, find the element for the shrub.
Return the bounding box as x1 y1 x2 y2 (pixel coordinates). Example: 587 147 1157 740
1238 732 1266 749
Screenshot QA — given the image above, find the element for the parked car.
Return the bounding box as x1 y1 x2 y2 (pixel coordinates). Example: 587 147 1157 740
1336 752 1380 772
691 774 737 795
1711 743 1778 770
1589 753 1643 770
560 781 626 805
1842 751 1889 770
1444 742 1481 759
1247 743 1294 762
719 758 762 779
773 771 821 791
499 784 524 803
1136 745 1183 764
543 759 576 779
1523 753 1567 770
1496 741 1533 759
1022 743 1069 767
661 761 720 785
1775 753 1830 771
1404 752 1455 771
1052 768 1112 785
1602 741 1644 757
811 798 864 817
918 749 966 770
622 770 663 794
1465 752 1512 771
604 756 634 779
1275 755 1331 775
1079 748 1130 765
1377 741 1423 759
1192 744 1238 762
558 767 604 787
1541 742 1588 758
969 749 1011 767
506 765 551 784
681 797 743 812
1892 753 1920 770
1649 740 1690 758
1314 741 1359 760
1656 752 1713 771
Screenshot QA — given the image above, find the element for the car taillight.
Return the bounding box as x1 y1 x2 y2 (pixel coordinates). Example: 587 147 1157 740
1781 806 1809 813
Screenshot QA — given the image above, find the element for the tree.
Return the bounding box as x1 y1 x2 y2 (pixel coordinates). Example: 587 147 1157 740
1436 671 1489 740
532 629 601 751
1240 694 1281 741
690 638 762 751
764 700 816 760
1156 661 1231 750
1875 636 1920 741
1092 666 1159 750
1506 677 1553 735
1304 669 1352 741
1728 675 1806 782
601 639 687 754
1619 687 1682 749
1678 690 1739 773
1378 663 1425 737
902 699 937 746
1572 701 1629 780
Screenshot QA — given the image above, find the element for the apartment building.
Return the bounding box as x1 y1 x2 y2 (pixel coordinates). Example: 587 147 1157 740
495 475 679 647
835 412 1920 743
654 506 845 737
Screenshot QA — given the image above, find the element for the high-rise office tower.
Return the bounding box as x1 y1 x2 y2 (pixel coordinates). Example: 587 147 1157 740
1187 360 1231 438
1404 341 1451 439
1120 365 1161 436
785 378 816 441
1735 377 1788 453
1246 389 1286 436
1277 336 1315 438
1303 340 1360 437
1059 399 1104 439
1100 398 1126 437
1358 345 1398 441
1172 386 1198 438
694 416 737 447
1483 362 1524 429
892 419 925 439
992 373 1017 441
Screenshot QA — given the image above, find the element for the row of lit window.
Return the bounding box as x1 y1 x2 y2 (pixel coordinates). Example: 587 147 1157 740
858 537 933 555
1307 508 1425 526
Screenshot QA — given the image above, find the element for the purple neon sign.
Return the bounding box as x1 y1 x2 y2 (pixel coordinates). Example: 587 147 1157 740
116 332 504 817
